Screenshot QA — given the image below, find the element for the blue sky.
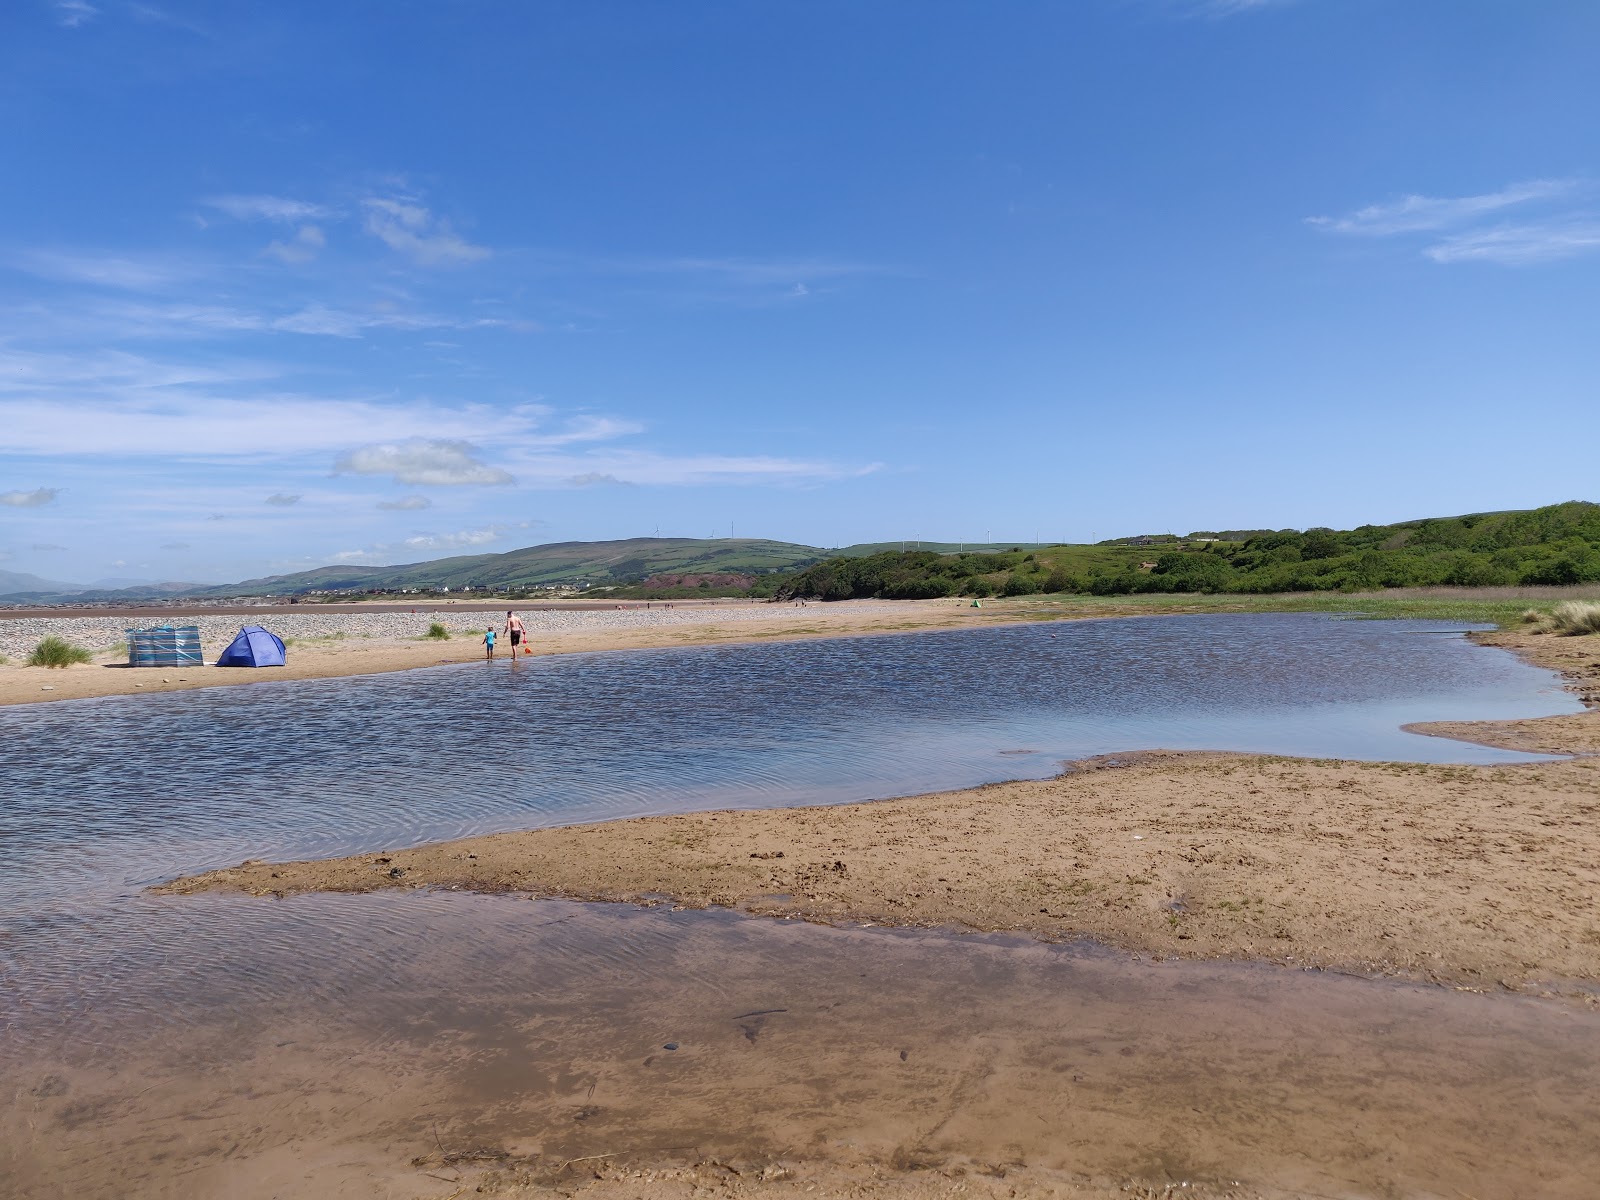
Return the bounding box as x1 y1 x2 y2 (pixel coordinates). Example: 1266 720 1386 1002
3 0 1597 584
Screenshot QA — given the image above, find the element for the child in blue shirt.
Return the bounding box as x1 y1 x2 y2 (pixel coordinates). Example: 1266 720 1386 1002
482 627 496 660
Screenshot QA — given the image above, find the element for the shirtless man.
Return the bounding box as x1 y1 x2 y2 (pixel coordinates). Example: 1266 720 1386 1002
503 611 528 657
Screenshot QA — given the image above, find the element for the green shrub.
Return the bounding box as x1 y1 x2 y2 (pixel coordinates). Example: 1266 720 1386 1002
28 636 93 668
1001 572 1036 597
425 622 451 640
1043 567 1076 594
1520 608 1543 624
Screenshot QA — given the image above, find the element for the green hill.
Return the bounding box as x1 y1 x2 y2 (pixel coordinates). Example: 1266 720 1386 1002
778 501 1600 600
206 537 828 596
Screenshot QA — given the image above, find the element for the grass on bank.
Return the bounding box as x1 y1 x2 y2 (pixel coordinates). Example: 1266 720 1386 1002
1525 600 1600 636
27 636 94 668
1003 588 1600 630
424 622 451 640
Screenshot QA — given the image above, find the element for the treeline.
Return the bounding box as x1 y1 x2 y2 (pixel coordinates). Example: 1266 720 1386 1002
776 501 1600 599
778 550 1059 600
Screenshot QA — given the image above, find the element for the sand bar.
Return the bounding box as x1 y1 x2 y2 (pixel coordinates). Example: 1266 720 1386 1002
0 597 1041 707
161 628 1600 1000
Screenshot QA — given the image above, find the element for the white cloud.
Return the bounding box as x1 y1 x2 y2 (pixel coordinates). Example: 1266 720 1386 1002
399 527 505 551
329 524 521 564
363 198 489 266
509 449 882 488
31 542 66 551
264 225 326 265
16 298 516 341
1198 0 1294 14
1307 180 1574 236
0 347 263 393
334 439 513 486
1307 178 1600 266
264 492 301 506
267 302 511 338
376 494 432 510
13 250 193 290
1 487 62 507
0 347 876 494
0 350 542 456
1424 220 1600 265
55 1 97 27
160 542 191 550
204 194 337 223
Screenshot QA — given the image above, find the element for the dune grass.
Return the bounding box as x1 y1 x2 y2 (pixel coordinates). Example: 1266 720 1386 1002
424 622 451 640
27 636 93 668
1534 600 1600 636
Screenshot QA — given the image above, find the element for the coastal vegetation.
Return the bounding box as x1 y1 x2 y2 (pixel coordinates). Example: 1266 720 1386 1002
776 501 1600 610
1531 600 1600 636
26 636 93 668
424 622 450 639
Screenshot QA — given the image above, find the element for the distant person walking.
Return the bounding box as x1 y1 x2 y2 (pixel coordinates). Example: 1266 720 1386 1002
503 611 528 657
482 627 497 661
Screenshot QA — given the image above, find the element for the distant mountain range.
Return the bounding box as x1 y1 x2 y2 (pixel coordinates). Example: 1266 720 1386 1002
204 537 826 597
0 568 84 596
0 538 833 603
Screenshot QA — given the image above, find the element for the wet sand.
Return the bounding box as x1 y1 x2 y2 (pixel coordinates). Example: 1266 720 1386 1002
0 598 1038 707
8 897 1600 1200
163 628 1600 1002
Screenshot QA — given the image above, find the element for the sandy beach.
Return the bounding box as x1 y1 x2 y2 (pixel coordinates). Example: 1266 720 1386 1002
0 598 1044 707
162 626 1600 1001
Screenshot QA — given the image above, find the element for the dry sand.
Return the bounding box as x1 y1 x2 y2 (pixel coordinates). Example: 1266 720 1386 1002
161 627 1600 1002
0 598 1033 707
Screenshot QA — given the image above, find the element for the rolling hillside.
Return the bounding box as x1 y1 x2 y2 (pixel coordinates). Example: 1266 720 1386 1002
205 537 829 596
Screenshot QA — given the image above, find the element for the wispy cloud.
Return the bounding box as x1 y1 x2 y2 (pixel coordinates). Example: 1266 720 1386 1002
1307 180 1573 236
32 542 66 551
263 225 326 265
376 494 432 511
54 0 97 27
1424 220 1600 266
333 439 514 486
508 449 882 488
1308 178 1600 265
12 249 195 290
128 3 209 36
204 194 338 223
160 541 190 550
329 523 529 564
1184 0 1297 15
362 197 489 266
264 492 301 506
7 298 523 341
1 487 63 507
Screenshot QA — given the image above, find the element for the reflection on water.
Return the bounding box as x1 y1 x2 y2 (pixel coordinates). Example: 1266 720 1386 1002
5 895 1600 1200
0 614 1581 1017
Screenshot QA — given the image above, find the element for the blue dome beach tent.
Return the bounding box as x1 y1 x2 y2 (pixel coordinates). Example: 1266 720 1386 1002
215 625 287 667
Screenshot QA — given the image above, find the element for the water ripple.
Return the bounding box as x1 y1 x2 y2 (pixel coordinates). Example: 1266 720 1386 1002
0 613 1582 1024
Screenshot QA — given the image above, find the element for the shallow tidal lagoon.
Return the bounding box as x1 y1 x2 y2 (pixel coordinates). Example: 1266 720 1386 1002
1 613 1589 1197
